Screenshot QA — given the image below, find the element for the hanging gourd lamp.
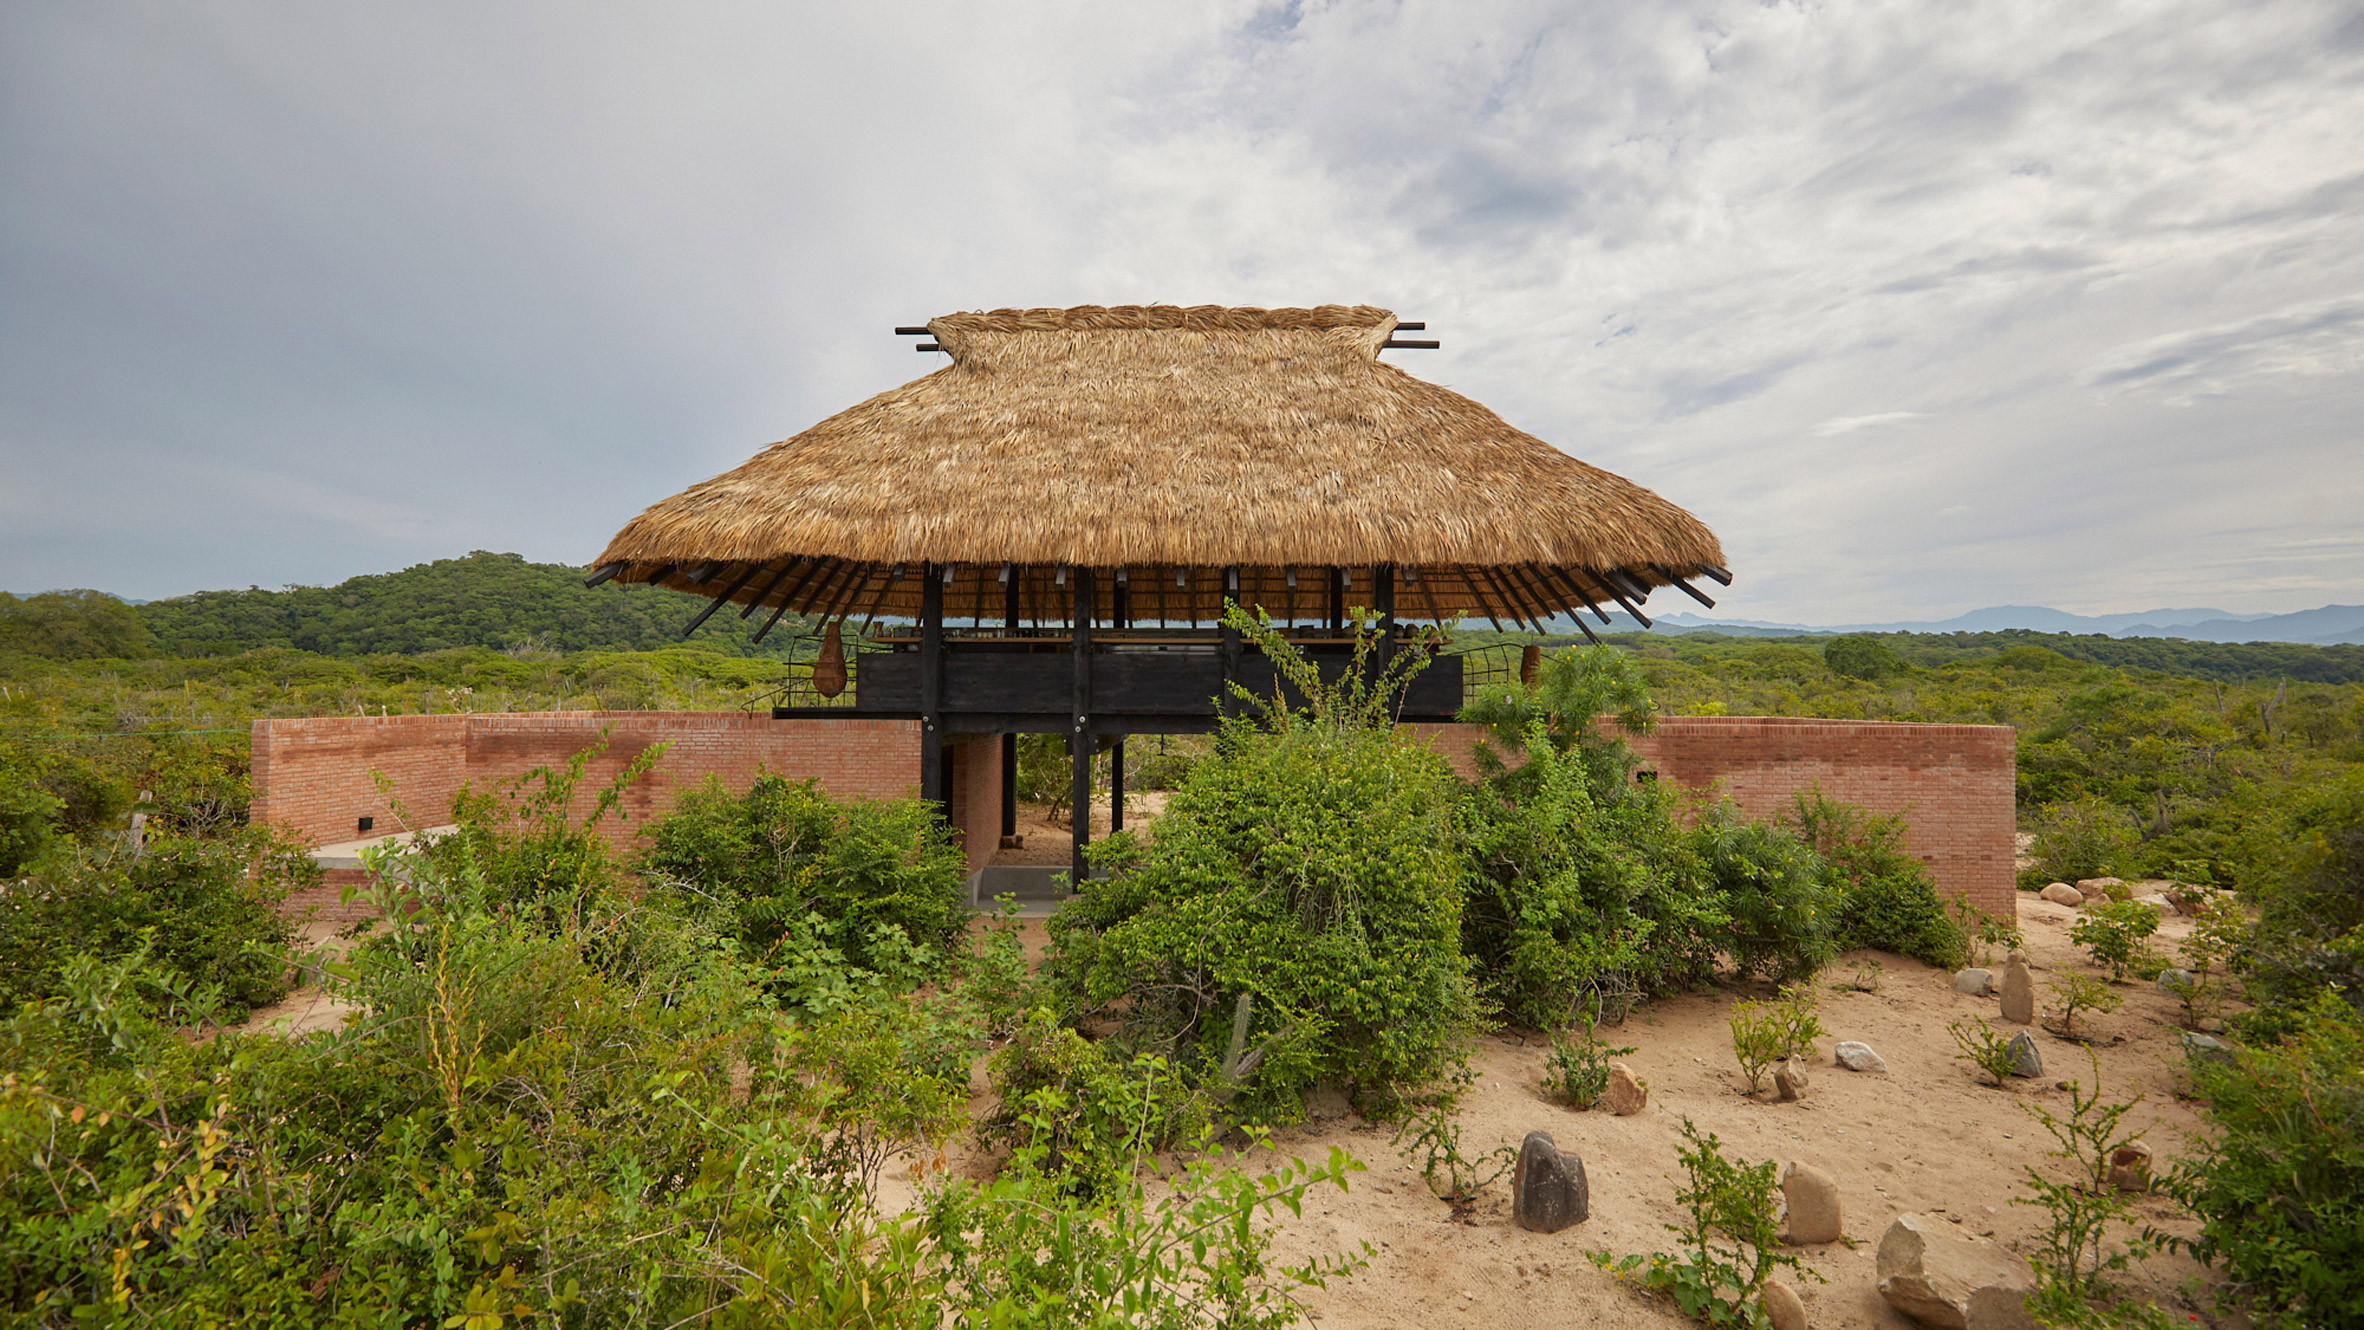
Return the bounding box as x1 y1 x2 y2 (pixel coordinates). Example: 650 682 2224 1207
812 618 847 698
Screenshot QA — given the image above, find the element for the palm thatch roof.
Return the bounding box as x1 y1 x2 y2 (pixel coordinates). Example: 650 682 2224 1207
590 304 1727 628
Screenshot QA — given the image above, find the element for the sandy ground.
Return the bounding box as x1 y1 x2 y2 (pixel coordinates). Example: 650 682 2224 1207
988 797 1173 867
912 888 2231 1330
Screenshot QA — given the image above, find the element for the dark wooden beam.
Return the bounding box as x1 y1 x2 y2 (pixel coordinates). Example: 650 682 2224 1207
582 562 623 588
682 562 763 636
1594 568 1654 629
1381 339 1440 349
1652 563 1718 608
894 326 930 335
856 565 901 637
686 561 727 584
1393 321 1426 330
1110 737 1125 834
752 557 836 645
1003 564 1020 632
916 342 942 352
1070 567 1095 885
1699 563 1734 586
919 564 945 813
1476 566 1540 632
740 557 804 619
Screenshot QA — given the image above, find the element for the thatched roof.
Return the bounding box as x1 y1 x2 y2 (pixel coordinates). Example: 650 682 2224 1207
591 304 1727 627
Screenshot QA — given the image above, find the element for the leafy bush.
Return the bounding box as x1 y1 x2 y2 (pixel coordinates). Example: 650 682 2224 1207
2070 901 2163 981
1787 791 1968 969
1460 642 1657 795
1773 983 1825 1058
2017 1052 2167 1326
1950 1017 2021 1088
2048 972 2124 1039
640 770 970 997
1589 1119 1810 1326
1691 808 1837 983
1728 1000 1785 1094
2027 797 2137 888
1044 609 1476 1118
1545 1006 1638 1109
1392 1061 1516 1205
2238 771 2364 1034
981 1009 1210 1200
1458 723 1725 1026
2169 993 2364 1329
0 828 307 1019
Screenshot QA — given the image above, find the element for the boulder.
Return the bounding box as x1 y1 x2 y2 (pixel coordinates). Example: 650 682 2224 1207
1602 1062 1649 1116
1762 1279 1809 1330
1774 1057 1809 1102
1782 1162 1843 1244
2181 1032 2236 1068
2000 952 2035 1025
2136 893 2176 912
2076 877 2129 901
2154 968 2198 994
1510 1131 1588 1233
1834 1041 1888 1073
1953 968 1996 996
1876 1214 2038 1329
2108 1141 2152 1193
2006 1030 2042 1079
2039 883 2083 907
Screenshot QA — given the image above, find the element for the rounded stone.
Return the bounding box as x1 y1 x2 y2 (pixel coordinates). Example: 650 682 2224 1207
1782 1162 1843 1244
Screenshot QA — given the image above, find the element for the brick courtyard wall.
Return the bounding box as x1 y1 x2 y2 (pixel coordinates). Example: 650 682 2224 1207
256 712 2014 919
1403 717 2017 921
251 712 922 858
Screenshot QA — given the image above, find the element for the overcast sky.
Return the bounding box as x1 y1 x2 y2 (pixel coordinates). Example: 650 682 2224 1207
4 2 2361 621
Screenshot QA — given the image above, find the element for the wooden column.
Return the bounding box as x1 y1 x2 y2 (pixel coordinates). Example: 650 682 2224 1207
1375 563 1397 678
1000 733 1017 839
1070 567 1095 885
1003 564 1020 633
1327 567 1344 633
919 563 944 812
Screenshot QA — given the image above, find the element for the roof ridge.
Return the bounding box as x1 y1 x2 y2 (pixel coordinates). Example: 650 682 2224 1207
934 304 1393 333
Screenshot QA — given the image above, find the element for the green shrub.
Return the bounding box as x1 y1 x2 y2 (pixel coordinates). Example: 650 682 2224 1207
981 1009 1210 1199
0 754 62 877
1458 723 1725 1026
1788 791 1968 969
2070 901 2163 981
1728 1000 1784 1094
640 770 970 993
2238 771 2364 1034
2028 797 2137 887
1950 1017 2020 1088
1774 982 1825 1058
2016 1051 2169 1327
1545 1006 1639 1109
2048 972 2124 1039
1692 808 1837 983
0 828 307 1019
1393 1061 1516 1205
1589 1119 1811 1325
1045 609 1476 1119
2169 994 2364 1329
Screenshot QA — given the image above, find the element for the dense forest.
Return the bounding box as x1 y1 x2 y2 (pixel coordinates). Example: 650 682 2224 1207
1 552 815 659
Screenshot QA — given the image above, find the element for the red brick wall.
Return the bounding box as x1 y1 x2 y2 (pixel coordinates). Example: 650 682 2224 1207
1404 717 2017 921
952 736 1004 877
251 712 922 856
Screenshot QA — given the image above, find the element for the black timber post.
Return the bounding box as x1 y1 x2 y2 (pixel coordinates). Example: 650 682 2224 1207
1218 566 1242 717
999 733 1017 839
919 562 944 814
1327 567 1343 633
1110 738 1125 833
1069 567 1094 886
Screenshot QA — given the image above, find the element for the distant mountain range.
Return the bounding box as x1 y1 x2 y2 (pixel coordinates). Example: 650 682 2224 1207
1623 603 2364 646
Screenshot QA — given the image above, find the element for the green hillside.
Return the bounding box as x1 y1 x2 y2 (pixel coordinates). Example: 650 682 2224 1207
115 552 814 658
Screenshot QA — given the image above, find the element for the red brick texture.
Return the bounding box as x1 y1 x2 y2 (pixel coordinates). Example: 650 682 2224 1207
1406 717 2018 921
250 711 923 863
256 712 2014 919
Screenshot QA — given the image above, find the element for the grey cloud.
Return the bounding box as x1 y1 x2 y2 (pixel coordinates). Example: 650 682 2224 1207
2086 298 2364 398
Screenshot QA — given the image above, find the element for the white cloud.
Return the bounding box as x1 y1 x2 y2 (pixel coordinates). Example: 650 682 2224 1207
2 1 2362 618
